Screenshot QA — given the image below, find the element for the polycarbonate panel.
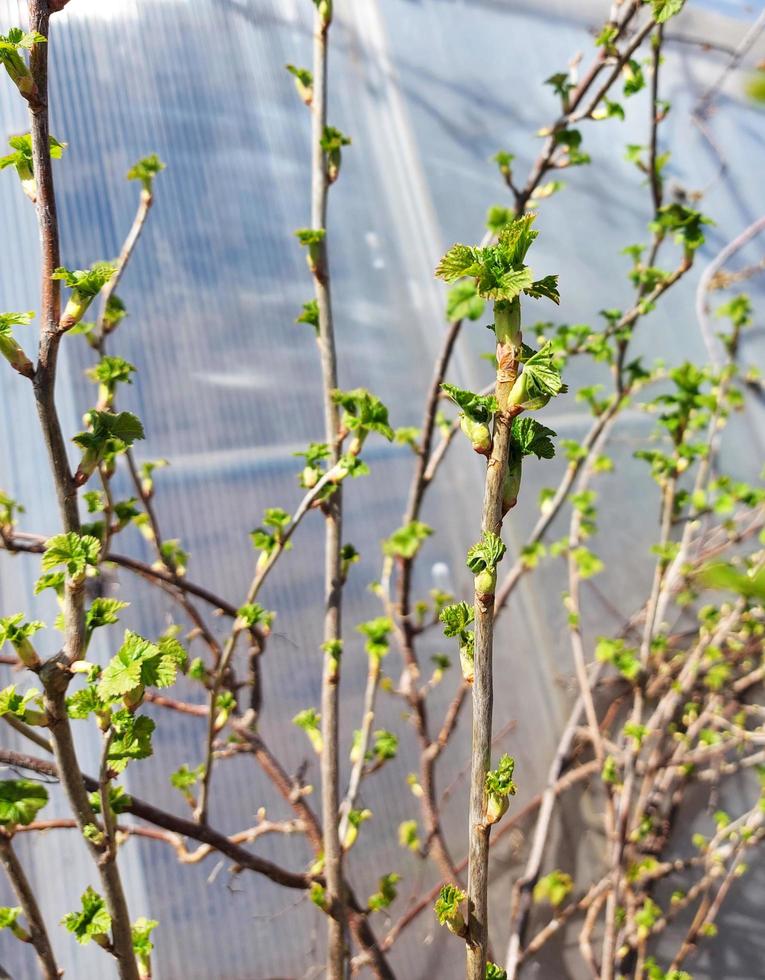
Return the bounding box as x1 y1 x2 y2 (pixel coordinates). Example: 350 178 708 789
0 1 763 977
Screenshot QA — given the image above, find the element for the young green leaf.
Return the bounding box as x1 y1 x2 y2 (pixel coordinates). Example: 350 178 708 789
649 203 713 256
357 617 393 660
53 262 117 329
442 382 498 454
510 417 556 460
0 779 48 826
88 785 132 816
652 0 685 23
295 298 320 333
446 281 485 322
42 532 101 581
434 883 467 935
436 215 558 305
508 341 567 410
485 753 517 824
0 684 47 726
320 125 351 183
98 630 186 704
486 965 508 980
107 710 156 772
332 388 394 446
0 614 44 668
368 873 401 912
295 228 326 274
383 521 432 559
286 63 313 104
467 530 506 594
0 311 35 378
533 870 573 907
0 905 29 941
440 601 474 638
0 29 46 100
0 133 65 203
126 153 165 194
62 887 112 946
87 355 136 410
293 707 323 754
132 917 158 975
73 410 145 484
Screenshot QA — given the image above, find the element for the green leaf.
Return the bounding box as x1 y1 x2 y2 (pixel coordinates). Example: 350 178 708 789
435 243 485 282
446 281 485 322
320 125 351 152
52 262 116 298
485 754 516 799
508 341 568 409
103 295 127 330
42 532 101 578
293 708 322 753
649 203 713 253
331 388 394 442
0 779 48 826
383 521 432 559
87 355 136 392
525 274 560 304
439 602 474 638
88 785 132 815
491 150 515 174
546 72 574 99
479 264 533 302
357 617 393 659
398 819 420 851
67 685 103 720
485 205 514 233
294 228 325 246
441 383 497 423
62 887 111 945
533 870 573 907
0 906 24 936
98 633 149 699
107 711 155 772
86 598 129 636
98 630 185 701
571 546 604 579
132 917 158 969
286 63 312 87
236 603 275 630
0 684 44 722
652 0 685 23
511 417 556 459
170 763 205 792
0 29 46 52
0 614 44 650
696 562 765 601
434 884 467 931
0 133 65 176
126 153 165 192
296 299 319 330
623 59 645 97
716 294 752 330
372 729 398 761
466 531 506 574
486 965 508 980
368 872 401 912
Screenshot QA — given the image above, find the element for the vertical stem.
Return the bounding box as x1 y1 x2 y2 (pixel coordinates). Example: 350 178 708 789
466 312 519 979
0 836 60 979
25 7 139 977
310 6 346 974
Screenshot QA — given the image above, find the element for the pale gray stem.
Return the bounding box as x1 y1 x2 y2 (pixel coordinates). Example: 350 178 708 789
310 8 346 976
